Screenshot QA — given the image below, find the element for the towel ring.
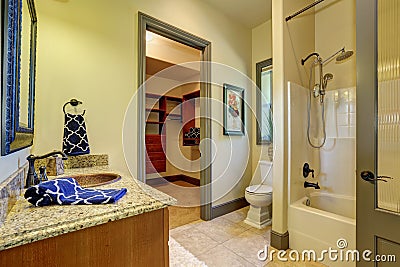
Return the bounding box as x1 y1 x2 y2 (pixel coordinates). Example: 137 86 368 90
63 99 86 115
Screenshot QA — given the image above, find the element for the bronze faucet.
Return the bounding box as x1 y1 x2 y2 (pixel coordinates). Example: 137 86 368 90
26 151 68 188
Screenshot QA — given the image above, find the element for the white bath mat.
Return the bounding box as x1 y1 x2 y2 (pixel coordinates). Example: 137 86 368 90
169 237 207 267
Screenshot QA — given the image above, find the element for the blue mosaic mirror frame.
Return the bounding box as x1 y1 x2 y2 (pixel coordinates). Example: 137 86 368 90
1 0 37 155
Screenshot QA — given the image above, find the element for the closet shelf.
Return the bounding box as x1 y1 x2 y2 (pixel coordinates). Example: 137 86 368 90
166 113 181 117
146 121 164 124
146 93 163 99
145 92 184 174
146 108 165 113
183 139 200 146
165 96 182 102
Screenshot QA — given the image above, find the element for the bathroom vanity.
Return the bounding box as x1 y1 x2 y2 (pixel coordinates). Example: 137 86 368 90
0 167 176 266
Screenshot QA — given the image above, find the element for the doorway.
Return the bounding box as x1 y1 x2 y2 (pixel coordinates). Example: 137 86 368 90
138 13 212 221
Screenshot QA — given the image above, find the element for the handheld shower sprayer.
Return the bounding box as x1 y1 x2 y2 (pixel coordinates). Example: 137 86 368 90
319 73 333 104
323 73 334 89
301 47 354 149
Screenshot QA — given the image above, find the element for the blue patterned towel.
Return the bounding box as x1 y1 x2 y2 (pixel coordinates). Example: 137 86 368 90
24 178 127 207
63 113 90 156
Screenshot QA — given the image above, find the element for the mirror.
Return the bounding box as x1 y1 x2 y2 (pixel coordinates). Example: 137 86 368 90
1 0 37 155
256 58 273 144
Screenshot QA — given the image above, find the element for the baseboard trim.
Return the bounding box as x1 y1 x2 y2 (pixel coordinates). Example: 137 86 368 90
178 174 200 186
271 230 289 250
211 197 249 219
146 174 200 187
146 177 168 186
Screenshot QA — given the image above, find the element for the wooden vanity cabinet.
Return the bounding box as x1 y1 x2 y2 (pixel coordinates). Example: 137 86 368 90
0 208 169 267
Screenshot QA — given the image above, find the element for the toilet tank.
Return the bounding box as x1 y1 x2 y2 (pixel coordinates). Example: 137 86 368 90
259 161 273 186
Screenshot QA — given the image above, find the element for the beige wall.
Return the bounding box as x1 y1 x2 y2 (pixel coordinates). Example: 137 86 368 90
252 20 272 72
272 0 315 235
33 0 252 205
315 0 356 90
251 20 272 184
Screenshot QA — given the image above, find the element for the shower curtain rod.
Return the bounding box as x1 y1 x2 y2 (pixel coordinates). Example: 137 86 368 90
285 0 325 22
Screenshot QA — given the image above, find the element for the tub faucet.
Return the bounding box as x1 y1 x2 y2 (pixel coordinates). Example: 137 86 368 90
304 181 320 189
26 151 68 188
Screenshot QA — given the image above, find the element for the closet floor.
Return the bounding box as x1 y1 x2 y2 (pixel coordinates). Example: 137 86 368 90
152 179 201 228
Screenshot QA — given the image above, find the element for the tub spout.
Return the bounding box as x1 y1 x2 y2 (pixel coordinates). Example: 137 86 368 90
304 181 320 189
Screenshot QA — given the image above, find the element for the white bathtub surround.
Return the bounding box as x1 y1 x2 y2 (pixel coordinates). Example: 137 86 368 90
324 87 356 139
288 82 357 267
289 193 356 267
319 138 356 197
321 87 356 197
288 82 356 199
303 192 355 219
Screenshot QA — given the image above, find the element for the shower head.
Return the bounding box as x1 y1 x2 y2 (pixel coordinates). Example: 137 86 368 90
336 50 354 62
322 47 354 65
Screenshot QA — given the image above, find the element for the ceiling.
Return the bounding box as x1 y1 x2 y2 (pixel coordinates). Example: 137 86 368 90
146 31 201 81
202 0 272 29
146 56 199 81
147 32 201 64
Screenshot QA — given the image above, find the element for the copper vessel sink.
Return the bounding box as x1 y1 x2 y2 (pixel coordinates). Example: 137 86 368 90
68 173 121 188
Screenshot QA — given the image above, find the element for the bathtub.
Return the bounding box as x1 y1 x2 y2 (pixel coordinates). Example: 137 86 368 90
288 192 356 267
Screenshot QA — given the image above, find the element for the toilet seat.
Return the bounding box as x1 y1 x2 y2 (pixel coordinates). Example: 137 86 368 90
246 185 272 195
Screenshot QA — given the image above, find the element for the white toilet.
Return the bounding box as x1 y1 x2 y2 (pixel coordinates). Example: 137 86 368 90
244 161 273 229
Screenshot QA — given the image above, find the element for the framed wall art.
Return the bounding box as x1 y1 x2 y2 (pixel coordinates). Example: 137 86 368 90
223 83 245 136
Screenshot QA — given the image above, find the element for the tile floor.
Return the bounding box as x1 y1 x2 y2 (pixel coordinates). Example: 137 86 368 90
152 179 326 266
152 180 201 228
152 180 200 207
168 206 201 228
170 206 326 267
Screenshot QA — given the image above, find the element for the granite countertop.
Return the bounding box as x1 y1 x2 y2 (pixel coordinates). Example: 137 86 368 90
0 166 176 251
